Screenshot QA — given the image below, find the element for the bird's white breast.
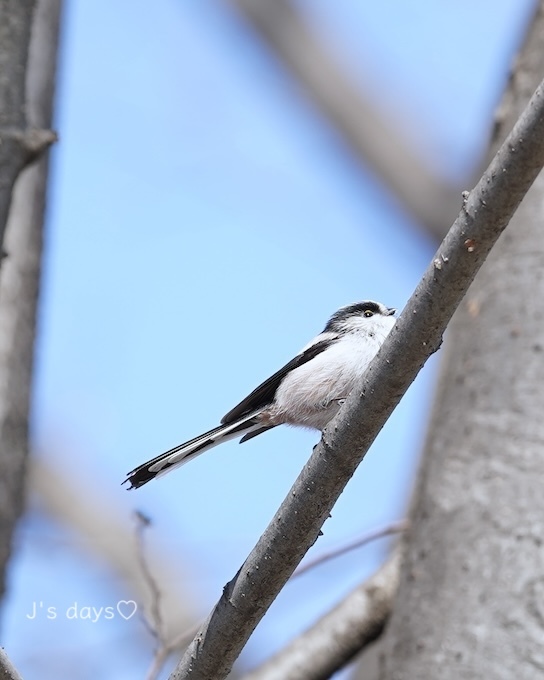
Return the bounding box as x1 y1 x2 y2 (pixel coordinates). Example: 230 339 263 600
272 315 395 430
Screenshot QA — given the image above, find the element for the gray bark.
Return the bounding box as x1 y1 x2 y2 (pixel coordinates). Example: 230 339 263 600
380 6 544 679
0 0 54 255
169 75 544 680
0 0 34 251
0 647 23 680
0 0 61 600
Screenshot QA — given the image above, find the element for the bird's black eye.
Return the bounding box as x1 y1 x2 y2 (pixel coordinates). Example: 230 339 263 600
363 310 374 318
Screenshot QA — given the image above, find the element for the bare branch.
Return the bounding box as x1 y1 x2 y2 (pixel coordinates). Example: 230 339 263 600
170 77 544 680
132 511 203 680
0 647 23 680
29 457 198 640
141 527 407 680
145 650 171 680
243 553 400 680
0 0 57 256
0 127 57 156
226 0 466 238
146 529 405 680
144 619 209 680
0 0 61 601
134 511 166 643
292 520 407 579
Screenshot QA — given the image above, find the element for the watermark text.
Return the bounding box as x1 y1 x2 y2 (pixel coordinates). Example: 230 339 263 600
25 600 137 623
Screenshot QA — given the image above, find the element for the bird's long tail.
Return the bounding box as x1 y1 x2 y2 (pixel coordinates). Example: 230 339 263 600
124 412 264 489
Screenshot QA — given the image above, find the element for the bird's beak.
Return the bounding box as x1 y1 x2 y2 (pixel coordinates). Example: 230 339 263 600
386 307 396 316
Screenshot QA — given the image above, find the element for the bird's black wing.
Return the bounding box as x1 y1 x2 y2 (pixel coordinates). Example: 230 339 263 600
221 336 338 424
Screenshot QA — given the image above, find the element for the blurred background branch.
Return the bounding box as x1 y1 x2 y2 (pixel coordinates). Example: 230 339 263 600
292 519 407 579
0 0 60 602
226 0 471 239
28 456 199 644
243 552 400 680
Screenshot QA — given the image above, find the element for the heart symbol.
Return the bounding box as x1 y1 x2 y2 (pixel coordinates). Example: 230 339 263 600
117 600 137 620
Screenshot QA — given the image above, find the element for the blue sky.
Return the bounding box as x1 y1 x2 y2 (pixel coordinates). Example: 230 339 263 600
1 0 536 677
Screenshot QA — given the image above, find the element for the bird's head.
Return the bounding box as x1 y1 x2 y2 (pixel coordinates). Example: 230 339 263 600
323 300 397 337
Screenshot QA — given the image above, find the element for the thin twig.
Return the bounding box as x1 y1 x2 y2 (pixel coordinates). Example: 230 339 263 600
144 620 206 680
134 512 206 680
30 458 195 640
145 647 171 680
134 511 164 642
243 552 401 680
292 520 408 579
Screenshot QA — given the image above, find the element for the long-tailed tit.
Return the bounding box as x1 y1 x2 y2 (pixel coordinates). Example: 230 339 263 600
124 300 396 489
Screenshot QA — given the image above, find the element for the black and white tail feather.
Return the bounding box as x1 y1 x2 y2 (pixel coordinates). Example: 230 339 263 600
124 300 396 489
125 413 263 487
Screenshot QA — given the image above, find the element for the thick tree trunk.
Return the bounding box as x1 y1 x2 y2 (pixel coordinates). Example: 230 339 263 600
380 6 544 679
0 0 61 600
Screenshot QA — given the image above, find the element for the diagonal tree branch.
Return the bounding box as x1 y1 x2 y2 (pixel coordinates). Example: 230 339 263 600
291 520 407 580
242 552 401 680
170 77 544 680
0 647 23 680
0 0 35 254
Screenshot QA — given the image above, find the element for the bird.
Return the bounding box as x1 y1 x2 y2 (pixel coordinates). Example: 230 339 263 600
124 300 396 489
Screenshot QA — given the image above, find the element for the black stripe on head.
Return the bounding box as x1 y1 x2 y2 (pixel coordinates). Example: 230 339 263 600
323 301 383 333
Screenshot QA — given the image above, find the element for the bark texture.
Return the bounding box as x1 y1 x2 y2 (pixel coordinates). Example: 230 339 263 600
0 0 61 600
380 6 544 679
243 553 400 680
0 647 23 680
0 0 35 251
